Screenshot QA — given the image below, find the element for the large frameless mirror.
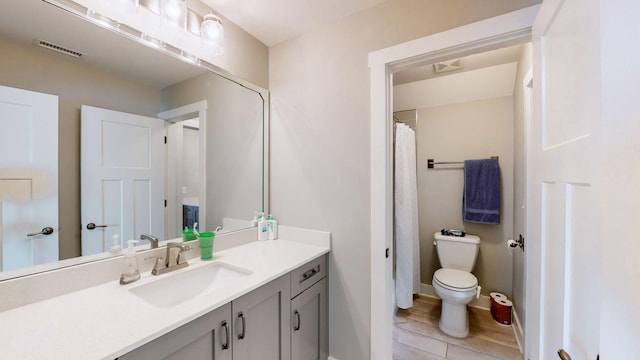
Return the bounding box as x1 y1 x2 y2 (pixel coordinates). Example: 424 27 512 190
0 0 267 278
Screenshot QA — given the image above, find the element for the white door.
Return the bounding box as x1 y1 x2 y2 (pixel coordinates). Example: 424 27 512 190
166 118 200 239
0 85 58 271
81 106 165 255
530 0 601 359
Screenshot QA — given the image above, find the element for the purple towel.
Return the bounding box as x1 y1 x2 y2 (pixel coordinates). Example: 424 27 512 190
463 158 500 224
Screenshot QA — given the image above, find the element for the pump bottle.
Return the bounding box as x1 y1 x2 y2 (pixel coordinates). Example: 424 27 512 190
257 213 268 240
267 214 278 240
120 240 140 284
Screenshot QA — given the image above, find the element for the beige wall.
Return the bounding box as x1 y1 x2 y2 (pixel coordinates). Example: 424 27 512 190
512 42 532 330
416 97 514 297
268 0 541 358
162 72 263 230
0 37 161 260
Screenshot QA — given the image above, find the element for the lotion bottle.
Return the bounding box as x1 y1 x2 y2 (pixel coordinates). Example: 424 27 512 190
267 214 278 240
109 234 122 255
120 240 140 285
257 213 268 241
250 211 259 227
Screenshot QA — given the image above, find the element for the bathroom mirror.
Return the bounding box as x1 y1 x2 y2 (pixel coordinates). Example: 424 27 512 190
0 0 267 277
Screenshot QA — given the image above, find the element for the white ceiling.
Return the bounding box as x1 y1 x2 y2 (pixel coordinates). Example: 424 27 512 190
393 62 519 112
394 44 525 85
200 0 388 46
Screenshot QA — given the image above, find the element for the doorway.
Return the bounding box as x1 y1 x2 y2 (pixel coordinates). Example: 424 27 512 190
159 101 209 237
392 43 531 358
369 7 539 360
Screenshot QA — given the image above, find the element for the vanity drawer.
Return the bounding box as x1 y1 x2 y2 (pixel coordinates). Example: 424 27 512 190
290 254 327 298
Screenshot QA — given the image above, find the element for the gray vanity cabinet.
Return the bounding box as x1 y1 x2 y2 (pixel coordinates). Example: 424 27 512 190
290 255 328 360
117 302 232 360
232 274 291 360
116 255 328 360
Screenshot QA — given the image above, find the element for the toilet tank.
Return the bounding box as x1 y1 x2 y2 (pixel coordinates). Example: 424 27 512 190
434 232 480 272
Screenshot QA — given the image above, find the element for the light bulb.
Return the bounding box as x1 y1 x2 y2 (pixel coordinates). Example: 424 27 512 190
112 0 139 11
162 0 187 29
201 13 224 55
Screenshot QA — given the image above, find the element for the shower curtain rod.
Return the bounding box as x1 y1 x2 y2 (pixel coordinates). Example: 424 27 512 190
427 156 498 169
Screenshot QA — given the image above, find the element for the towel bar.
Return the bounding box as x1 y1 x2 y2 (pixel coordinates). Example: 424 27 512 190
427 156 498 169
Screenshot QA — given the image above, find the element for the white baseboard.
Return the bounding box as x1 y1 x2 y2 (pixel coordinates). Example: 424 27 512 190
419 283 491 310
512 305 524 355
328 357 339 360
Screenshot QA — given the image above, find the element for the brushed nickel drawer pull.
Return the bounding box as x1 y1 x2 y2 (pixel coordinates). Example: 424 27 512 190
237 312 246 340
300 265 320 283
293 310 301 331
221 321 230 350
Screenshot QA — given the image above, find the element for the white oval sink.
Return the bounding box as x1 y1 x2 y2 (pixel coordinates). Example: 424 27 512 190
129 262 253 308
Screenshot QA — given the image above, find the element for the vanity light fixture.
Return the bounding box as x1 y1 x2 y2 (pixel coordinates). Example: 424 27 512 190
111 0 139 12
140 33 164 50
43 0 225 69
162 0 188 30
86 9 120 31
200 13 224 55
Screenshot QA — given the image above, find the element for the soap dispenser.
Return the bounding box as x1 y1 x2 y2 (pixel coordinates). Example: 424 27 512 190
257 213 268 241
250 211 259 227
267 214 278 240
109 234 122 255
120 240 140 285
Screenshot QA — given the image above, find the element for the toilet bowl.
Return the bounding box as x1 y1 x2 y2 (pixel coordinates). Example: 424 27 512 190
432 268 480 338
432 232 481 338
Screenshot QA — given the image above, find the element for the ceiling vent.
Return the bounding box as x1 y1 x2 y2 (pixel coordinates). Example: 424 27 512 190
34 39 85 59
433 58 464 73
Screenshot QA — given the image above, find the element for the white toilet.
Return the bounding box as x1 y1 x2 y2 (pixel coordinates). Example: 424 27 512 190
432 232 481 338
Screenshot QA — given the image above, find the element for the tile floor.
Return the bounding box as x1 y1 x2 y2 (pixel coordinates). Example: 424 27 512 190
393 295 523 360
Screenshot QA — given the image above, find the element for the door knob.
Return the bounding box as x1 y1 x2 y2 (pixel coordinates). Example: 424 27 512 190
86 223 107 230
27 227 54 237
558 349 572 360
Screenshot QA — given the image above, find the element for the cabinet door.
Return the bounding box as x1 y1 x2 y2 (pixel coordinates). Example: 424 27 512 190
118 303 232 360
291 278 327 360
232 275 291 360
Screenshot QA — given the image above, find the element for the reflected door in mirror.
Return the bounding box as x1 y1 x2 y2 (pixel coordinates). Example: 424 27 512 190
80 106 166 255
0 85 59 271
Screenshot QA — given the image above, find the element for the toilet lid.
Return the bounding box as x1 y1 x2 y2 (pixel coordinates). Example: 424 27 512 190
433 268 477 290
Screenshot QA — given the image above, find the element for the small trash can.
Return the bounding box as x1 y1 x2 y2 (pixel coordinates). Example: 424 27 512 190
490 296 512 326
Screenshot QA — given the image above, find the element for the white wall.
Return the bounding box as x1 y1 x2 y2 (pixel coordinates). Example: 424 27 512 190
599 1 640 357
268 0 541 358
416 97 514 296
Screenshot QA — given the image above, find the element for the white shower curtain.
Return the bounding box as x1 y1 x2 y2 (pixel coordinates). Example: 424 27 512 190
394 123 420 309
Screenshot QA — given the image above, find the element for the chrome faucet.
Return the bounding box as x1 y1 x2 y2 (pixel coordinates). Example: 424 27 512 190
140 233 159 249
151 242 190 275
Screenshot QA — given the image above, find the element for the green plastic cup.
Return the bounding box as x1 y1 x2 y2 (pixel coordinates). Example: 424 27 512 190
182 229 197 242
198 231 215 260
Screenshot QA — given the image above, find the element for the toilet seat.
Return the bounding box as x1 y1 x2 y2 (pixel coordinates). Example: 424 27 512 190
433 268 477 291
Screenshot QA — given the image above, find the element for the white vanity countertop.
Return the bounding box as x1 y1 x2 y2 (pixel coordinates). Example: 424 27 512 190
0 239 330 360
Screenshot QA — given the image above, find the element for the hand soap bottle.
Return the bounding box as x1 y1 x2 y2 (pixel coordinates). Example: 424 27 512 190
267 214 278 240
109 234 122 255
257 212 268 240
120 240 140 285
250 211 259 227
